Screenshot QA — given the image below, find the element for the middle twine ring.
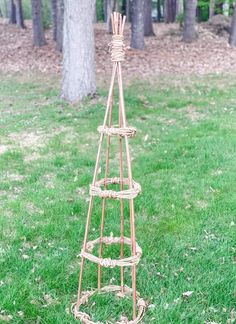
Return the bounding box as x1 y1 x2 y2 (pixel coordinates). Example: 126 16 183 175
97 125 136 138
90 177 141 200
80 236 142 268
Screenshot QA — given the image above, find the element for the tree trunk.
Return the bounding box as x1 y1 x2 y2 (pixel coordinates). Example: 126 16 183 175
51 0 57 41
103 0 107 22
114 0 119 11
107 0 115 33
126 0 131 22
15 0 25 28
62 0 96 102
157 0 162 22
31 0 46 46
229 5 236 46
164 0 167 22
9 0 16 24
131 0 145 49
164 0 177 23
182 0 197 42
223 0 229 16
144 0 155 36
56 0 63 51
171 0 177 21
209 0 214 19
4 0 8 18
176 0 184 16
93 2 97 23
215 1 223 15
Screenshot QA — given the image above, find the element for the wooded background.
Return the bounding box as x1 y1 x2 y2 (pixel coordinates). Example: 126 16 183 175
1 0 236 102
0 2 236 323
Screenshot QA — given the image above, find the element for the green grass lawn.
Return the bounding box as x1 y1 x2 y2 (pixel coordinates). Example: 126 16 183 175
0 73 235 323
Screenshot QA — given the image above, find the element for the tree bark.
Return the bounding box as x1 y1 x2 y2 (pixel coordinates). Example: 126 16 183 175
56 0 63 51
223 1 229 16
176 0 184 16
182 0 197 42
62 0 96 102
15 0 25 28
114 0 119 11
229 5 236 46
4 0 8 18
31 0 46 46
9 0 16 24
209 0 214 19
144 0 155 36
126 0 131 22
51 0 57 41
164 0 167 22
107 0 115 33
131 0 145 49
157 0 162 22
103 0 107 22
93 2 97 23
164 0 177 23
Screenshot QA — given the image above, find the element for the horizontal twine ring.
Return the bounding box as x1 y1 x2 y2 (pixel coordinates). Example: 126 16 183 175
98 125 136 138
80 236 142 268
109 35 125 62
72 285 146 324
90 177 141 200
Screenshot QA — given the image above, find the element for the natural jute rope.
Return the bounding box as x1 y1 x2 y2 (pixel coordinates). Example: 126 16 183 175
109 35 125 62
90 178 141 200
97 125 136 138
72 285 146 324
80 236 142 268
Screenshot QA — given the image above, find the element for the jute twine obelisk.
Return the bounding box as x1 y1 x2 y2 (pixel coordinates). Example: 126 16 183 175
72 12 146 324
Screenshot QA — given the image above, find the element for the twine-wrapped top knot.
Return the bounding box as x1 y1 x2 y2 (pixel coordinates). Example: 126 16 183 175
109 35 125 62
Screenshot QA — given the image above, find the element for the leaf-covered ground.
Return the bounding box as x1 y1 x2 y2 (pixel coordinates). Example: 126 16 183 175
1 19 236 78
0 73 235 323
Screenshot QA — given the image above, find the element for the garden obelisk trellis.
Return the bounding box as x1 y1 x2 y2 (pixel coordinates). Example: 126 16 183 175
73 12 146 323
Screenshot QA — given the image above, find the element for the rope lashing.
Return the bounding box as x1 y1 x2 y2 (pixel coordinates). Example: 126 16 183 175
100 258 117 268
74 312 91 322
109 35 125 62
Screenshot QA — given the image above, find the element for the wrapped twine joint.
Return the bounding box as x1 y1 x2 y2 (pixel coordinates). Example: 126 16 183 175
109 35 125 62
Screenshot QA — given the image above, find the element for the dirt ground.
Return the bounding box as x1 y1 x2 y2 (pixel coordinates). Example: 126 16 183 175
1 19 236 79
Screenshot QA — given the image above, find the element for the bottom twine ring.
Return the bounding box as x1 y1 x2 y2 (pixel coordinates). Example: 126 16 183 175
71 285 146 324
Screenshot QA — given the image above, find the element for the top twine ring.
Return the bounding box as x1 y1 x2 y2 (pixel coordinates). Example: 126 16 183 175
109 35 125 62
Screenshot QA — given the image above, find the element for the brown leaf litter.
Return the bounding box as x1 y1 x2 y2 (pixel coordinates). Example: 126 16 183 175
1 19 236 80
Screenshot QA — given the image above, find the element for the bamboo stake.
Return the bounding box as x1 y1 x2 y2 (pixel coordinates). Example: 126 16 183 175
117 61 137 319
76 63 118 306
119 94 125 293
98 86 114 289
